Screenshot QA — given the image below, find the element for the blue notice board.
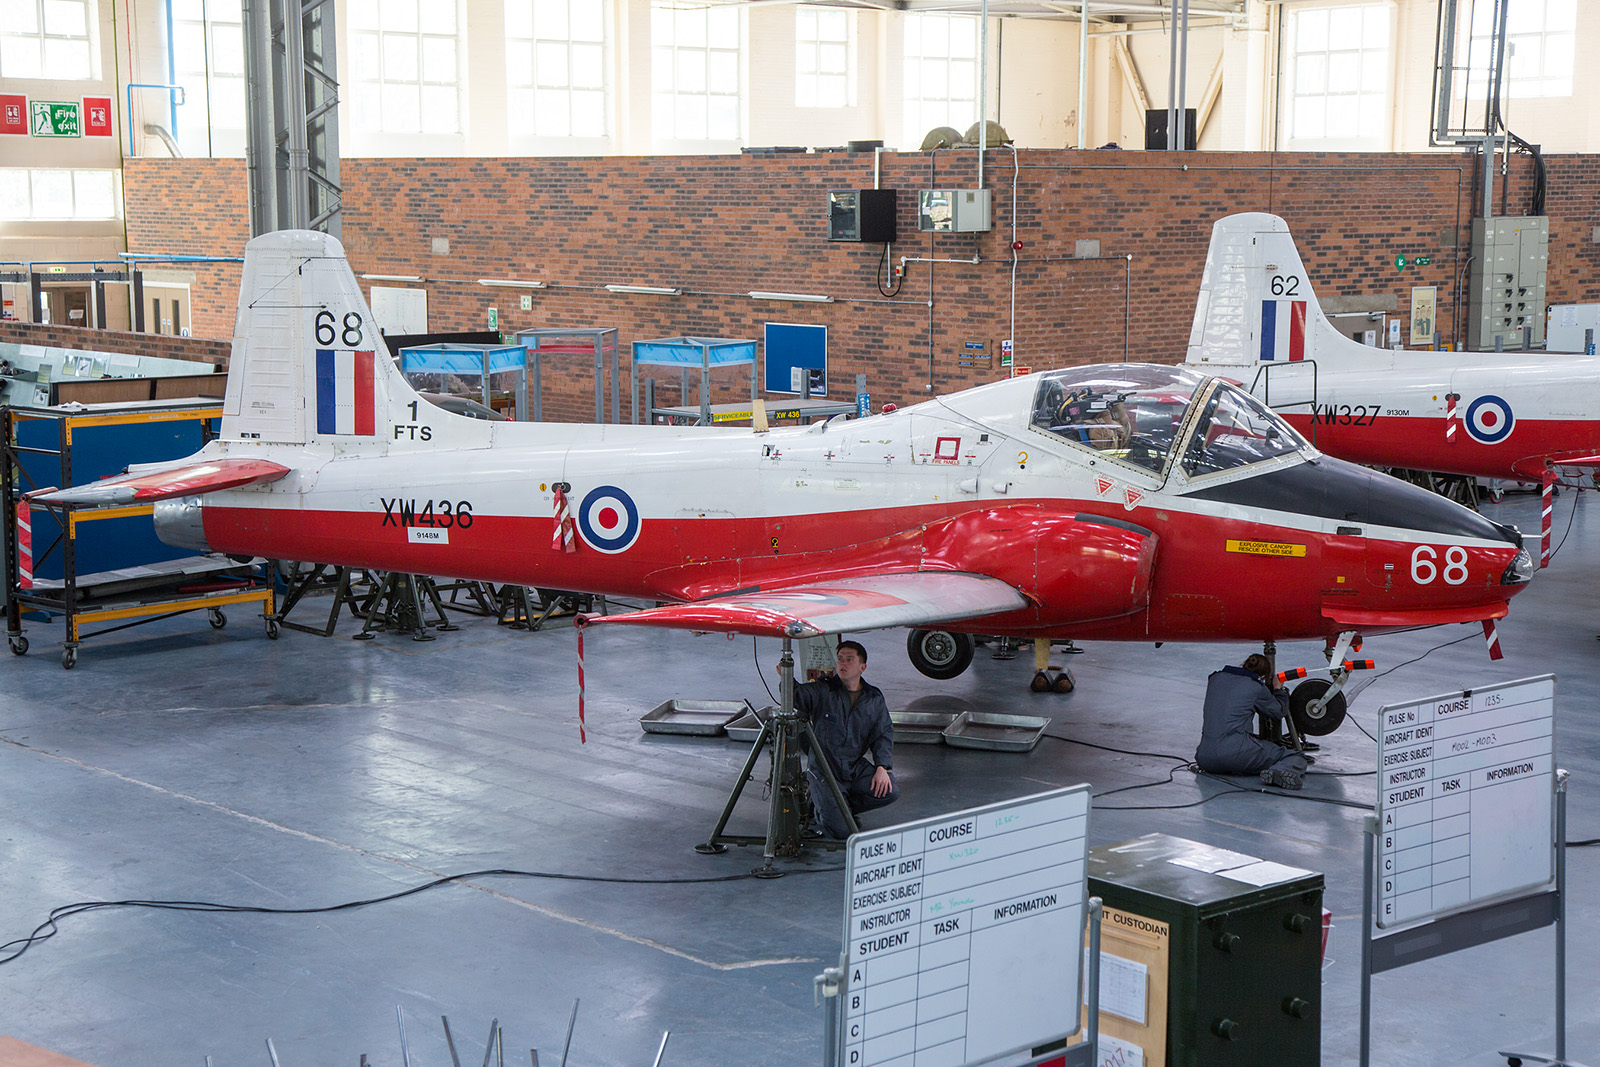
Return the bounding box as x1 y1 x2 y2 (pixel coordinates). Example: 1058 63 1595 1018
764 323 828 396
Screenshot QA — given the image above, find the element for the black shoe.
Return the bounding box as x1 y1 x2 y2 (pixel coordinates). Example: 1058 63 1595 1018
1261 768 1304 790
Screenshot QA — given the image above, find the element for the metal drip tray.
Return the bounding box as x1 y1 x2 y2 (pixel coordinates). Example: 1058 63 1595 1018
639 699 751 736
892 695 971 743
891 711 959 744
724 705 775 742
942 711 1049 752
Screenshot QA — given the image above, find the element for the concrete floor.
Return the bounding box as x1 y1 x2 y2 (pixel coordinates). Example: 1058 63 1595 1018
0 489 1595 1067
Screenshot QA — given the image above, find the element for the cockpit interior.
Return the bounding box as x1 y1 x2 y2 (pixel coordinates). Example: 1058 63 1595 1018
1030 364 1308 481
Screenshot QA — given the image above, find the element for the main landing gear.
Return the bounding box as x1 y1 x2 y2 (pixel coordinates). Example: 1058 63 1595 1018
906 630 1081 692
1029 636 1081 694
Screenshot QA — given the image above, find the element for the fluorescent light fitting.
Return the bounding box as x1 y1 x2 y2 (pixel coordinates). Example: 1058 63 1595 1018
605 284 681 295
747 290 834 303
360 273 423 283
476 277 547 289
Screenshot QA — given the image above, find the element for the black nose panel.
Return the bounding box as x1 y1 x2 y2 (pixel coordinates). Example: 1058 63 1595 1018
1183 458 1520 545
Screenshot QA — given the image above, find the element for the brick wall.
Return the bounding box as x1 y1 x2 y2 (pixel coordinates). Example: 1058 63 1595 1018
0 321 230 366
118 149 1591 422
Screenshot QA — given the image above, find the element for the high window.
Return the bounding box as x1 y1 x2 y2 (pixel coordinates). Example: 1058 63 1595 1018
506 0 607 143
651 1 742 148
168 0 246 157
902 13 978 150
0 169 119 220
1283 4 1391 149
0 0 97 80
1468 0 1574 98
347 0 461 136
795 7 851 108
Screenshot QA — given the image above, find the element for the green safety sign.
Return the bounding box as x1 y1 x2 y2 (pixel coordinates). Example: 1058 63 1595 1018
1416 255 1433 266
30 101 80 137
487 306 498 330
1393 253 1408 272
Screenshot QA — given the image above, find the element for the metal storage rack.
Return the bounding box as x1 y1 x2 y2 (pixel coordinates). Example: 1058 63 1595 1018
3 400 276 668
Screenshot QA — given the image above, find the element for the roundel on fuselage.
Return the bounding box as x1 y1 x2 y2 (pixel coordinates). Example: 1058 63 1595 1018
1464 394 1515 444
577 485 641 553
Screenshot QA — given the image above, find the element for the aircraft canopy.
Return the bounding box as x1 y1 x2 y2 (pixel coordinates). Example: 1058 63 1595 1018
1029 363 1308 480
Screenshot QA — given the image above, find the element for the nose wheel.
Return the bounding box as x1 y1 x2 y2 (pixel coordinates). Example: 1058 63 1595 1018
1289 678 1348 736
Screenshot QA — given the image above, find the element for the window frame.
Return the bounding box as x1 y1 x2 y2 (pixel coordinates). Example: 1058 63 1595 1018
167 0 247 158
504 0 611 152
0 168 123 221
1464 0 1575 101
0 0 98 81
1279 2 1395 152
794 6 853 110
902 12 979 152
650 0 745 153
346 0 465 140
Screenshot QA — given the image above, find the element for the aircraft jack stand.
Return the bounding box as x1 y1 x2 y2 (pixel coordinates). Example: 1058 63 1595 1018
695 638 857 877
1028 638 1075 693
352 572 459 642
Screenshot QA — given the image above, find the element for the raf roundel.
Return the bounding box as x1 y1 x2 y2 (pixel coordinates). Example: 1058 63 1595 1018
1464 394 1515 444
577 485 641 553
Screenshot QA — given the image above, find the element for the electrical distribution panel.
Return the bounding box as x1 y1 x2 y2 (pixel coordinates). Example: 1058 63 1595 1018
826 189 897 243
1467 215 1547 349
917 188 992 233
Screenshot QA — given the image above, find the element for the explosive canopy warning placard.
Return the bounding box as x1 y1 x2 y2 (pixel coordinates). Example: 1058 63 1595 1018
1374 675 1555 929
839 785 1090 1067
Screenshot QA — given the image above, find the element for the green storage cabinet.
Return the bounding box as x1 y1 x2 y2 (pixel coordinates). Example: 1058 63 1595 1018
1087 833 1324 1067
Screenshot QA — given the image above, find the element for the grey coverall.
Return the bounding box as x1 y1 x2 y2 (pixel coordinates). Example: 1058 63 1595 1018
1195 665 1309 777
794 675 897 838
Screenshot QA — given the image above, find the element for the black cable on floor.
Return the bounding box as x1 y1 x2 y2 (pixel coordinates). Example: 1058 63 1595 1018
0 864 844 968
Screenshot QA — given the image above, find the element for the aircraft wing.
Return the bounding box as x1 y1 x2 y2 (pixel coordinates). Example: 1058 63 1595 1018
581 571 1030 639
26 458 291 507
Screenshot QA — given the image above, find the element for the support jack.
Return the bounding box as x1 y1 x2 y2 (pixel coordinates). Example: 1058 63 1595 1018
696 638 857 875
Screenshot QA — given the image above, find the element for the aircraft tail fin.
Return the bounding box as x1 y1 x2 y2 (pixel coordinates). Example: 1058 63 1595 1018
1186 212 1386 371
222 230 468 449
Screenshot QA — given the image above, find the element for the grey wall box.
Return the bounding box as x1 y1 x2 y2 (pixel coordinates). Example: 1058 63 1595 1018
917 189 992 233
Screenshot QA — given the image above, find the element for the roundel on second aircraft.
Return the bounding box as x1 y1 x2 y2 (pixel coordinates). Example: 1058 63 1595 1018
1464 394 1515 444
577 485 641 553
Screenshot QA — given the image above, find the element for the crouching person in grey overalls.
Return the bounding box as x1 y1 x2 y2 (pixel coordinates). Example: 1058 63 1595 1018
1196 653 1310 789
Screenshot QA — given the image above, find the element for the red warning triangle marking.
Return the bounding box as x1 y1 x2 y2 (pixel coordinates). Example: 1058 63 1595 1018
1123 487 1144 509
1095 476 1116 496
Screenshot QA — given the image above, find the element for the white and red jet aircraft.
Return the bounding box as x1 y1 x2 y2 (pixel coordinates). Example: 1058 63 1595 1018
1185 211 1600 565
26 229 1534 734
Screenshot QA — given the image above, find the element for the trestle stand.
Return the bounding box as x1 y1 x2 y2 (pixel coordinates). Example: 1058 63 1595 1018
695 638 857 875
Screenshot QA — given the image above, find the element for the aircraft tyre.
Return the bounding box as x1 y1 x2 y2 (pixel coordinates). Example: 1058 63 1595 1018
1290 678 1347 736
907 629 974 679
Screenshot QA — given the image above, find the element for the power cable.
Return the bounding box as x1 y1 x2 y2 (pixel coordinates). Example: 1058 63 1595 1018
0 864 844 968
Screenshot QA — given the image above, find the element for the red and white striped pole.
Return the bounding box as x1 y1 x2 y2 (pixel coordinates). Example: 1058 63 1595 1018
574 615 588 744
15 500 32 590
1482 619 1503 661
1445 392 1459 445
1541 471 1555 568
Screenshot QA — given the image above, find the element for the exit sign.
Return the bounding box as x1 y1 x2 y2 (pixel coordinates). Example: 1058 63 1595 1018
30 100 80 137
